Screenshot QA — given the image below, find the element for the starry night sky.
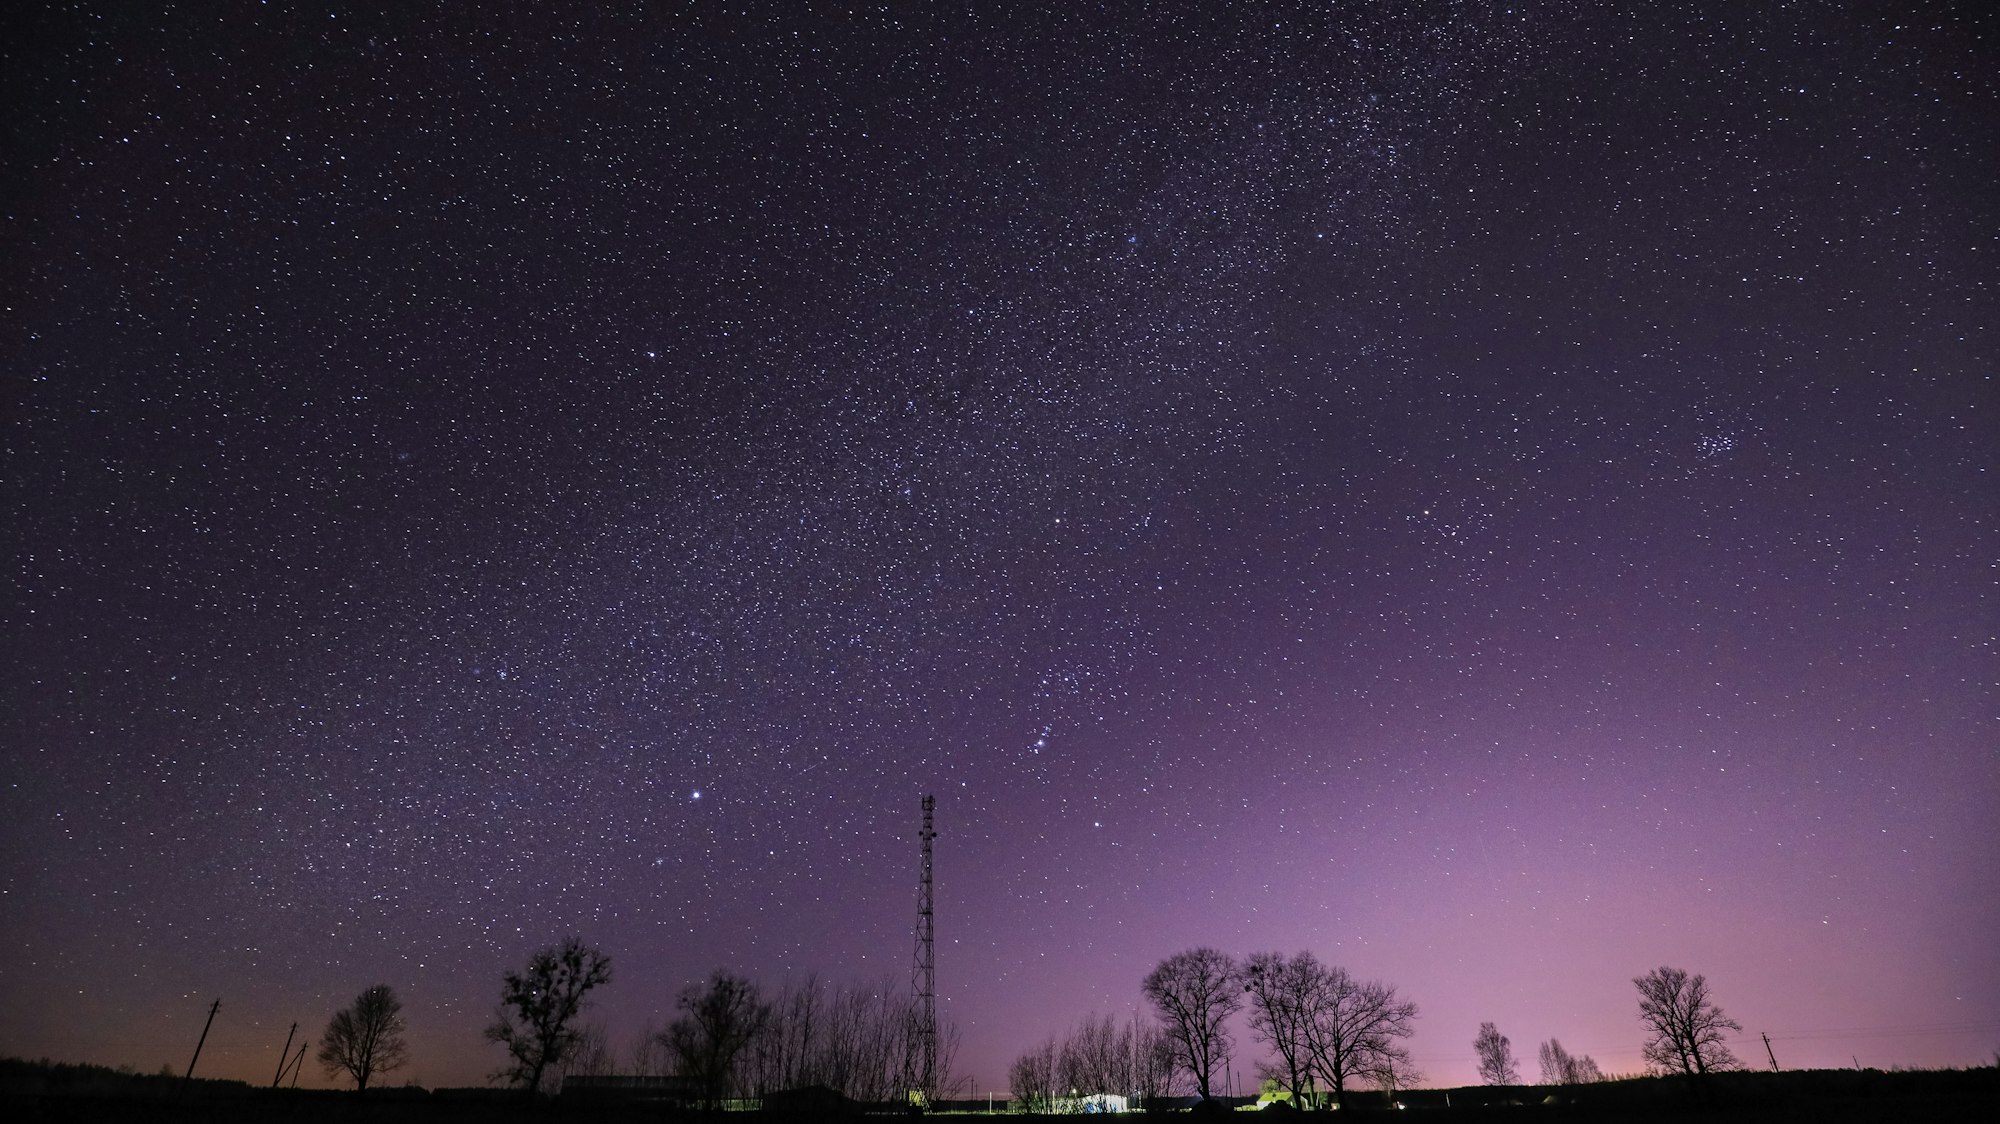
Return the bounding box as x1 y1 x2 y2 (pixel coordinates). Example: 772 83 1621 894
3 1 1995 1094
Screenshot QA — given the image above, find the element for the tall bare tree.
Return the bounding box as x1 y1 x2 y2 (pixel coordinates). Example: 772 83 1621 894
1009 1036 1060 1112
316 984 408 1093
744 975 821 1095
1300 966 1418 1109
1635 966 1741 1077
1059 1013 1126 1103
741 975 960 1104
551 1019 614 1084
1011 1010 1177 1109
816 978 920 1103
1368 1046 1422 1102
1124 1012 1178 1104
1474 1021 1519 1085
1537 1039 1566 1085
1141 947 1241 1101
1240 951 1323 1105
630 1018 670 1077
666 971 771 1109
485 937 613 1098
1537 1038 1603 1085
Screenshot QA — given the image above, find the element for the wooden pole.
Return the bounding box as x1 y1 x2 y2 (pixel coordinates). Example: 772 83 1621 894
184 999 220 1081
274 1022 298 1086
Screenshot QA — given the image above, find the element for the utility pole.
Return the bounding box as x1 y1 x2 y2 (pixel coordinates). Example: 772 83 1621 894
1761 1032 1779 1072
910 794 938 1107
288 1040 308 1087
184 999 220 1083
273 1022 298 1087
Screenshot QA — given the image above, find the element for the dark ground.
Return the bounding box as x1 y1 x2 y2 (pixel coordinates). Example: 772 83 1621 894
3 1059 1995 1121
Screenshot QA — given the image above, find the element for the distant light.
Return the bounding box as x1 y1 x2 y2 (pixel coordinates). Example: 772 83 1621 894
691 790 702 800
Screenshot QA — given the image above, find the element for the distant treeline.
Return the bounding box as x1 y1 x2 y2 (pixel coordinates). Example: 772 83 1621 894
0 1057 249 1099
1391 1065 2000 1117
0 1056 631 1122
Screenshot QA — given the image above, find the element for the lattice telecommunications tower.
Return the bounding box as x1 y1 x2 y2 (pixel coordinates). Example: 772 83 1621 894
911 793 938 1106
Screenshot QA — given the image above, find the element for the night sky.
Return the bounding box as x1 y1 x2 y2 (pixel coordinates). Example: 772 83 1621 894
4 1 1995 1095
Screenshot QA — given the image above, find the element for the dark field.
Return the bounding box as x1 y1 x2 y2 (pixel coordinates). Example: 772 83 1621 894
3 1059 1995 1122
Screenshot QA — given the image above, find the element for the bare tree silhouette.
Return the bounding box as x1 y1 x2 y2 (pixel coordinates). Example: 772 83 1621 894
316 985 408 1093
1126 1012 1178 1104
1241 951 1322 1105
551 1019 614 1084
1634 966 1742 1078
484 937 613 1098
1538 1038 1604 1086
629 1018 670 1077
1142 947 1241 1101
1474 1021 1519 1085
1009 1036 1060 1112
1058 1013 1120 1105
1303 966 1418 1109
666 971 771 1109
741 974 961 1104
1009 1011 1177 1110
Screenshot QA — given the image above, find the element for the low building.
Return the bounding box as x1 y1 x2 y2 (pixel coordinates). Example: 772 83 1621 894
559 1074 699 1105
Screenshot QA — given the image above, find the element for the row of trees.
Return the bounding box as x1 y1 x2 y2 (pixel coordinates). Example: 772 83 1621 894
485 941 958 1105
1006 951 1745 1112
1474 1022 1605 1087
1473 1022 1605 1086
1468 966 1742 1091
674 971 962 1108
314 937 957 1105
1008 1013 1177 1111
533 977 952 1104
310 939 621 1097
1121 948 1420 1110
313 946 1743 1103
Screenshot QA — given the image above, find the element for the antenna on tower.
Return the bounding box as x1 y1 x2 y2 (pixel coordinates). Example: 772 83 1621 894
910 793 938 1108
